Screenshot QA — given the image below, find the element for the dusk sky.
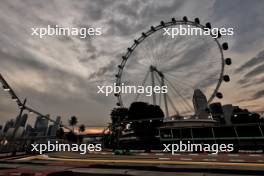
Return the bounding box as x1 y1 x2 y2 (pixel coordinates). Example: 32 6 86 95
0 0 263 126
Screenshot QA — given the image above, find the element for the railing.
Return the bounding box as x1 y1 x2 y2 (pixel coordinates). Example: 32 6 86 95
159 123 264 149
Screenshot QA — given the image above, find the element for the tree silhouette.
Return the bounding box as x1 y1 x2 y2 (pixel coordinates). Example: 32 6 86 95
56 127 65 139
79 124 86 133
65 131 78 143
231 107 261 124
110 107 128 124
69 116 78 131
128 102 148 120
109 107 128 149
126 102 164 150
146 104 164 118
128 102 164 120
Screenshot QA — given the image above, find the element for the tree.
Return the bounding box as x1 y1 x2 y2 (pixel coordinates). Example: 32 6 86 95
78 124 85 144
56 128 65 139
79 124 86 133
65 131 78 143
110 107 128 149
69 116 78 131
127 102 163 151
128 102 148 120
110 107 128 124
231 107 261 124
146 104 164 118
128 102 164 120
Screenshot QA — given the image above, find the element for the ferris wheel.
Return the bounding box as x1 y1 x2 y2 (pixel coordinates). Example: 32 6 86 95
115 16 232 118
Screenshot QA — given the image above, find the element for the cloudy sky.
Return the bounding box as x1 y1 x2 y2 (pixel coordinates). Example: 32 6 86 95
0 0 263 127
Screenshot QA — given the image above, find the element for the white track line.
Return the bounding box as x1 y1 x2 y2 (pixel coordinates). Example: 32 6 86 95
249 154 262 157
158 158 170 160
203 158 217 161
155 153 164 156
207 154 218 156
228 154 239 157
172 153 181 156
229 159 245 162
180 158 192 161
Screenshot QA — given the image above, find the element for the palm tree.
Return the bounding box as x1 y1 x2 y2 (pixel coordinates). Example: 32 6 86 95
79 124 86 133
68 116 78 131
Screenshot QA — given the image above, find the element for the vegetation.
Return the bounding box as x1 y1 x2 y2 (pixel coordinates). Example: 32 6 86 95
231 107 261 123
68 116 78 131
65 131 78 143
111 107 128 123
128 102 164 120
79 124 86 133
56 127 65 139
107 102 164 150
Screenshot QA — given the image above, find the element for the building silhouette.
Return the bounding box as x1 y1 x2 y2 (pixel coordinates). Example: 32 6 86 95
15 114 28 128
192 89 209 119
3 119 15 134
25 124 33 137
34 116 49 136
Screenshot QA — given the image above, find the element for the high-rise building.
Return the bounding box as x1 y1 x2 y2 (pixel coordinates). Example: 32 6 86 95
55 116 61 126
192 89 209 119
25 124 33 137
14 114 28 128
19 114 28 127
0 125 2 137
34 116 49 136
3 119 15 134
14 127 25 138
5 127 15 138
47 125 58 137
